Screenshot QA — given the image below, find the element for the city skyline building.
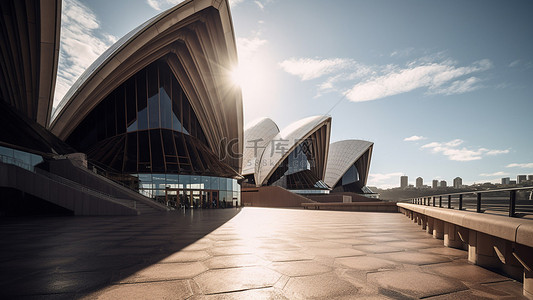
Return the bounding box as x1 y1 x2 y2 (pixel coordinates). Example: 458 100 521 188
440 180 447 187
400 176 408 188
518 175 527 184
502 177 511 185
432 179 438 189
416 177 423 188
453 177 462 189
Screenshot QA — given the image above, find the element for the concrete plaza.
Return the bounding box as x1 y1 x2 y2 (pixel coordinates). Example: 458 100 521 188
0 207 526 299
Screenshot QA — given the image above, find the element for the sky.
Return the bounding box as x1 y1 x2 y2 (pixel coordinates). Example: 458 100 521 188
54 0 533 189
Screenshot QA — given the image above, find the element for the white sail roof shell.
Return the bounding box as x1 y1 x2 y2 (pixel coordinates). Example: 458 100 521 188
324 140 373 188
255 115 331 186
242 118 279 175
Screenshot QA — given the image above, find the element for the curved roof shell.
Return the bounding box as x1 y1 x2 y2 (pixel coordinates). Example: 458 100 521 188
242 117 279 175
255 115 331 186
0 0 61 127
49 0 243 173
324 139 373 188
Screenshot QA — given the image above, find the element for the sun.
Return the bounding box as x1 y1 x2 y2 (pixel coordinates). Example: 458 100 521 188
230 65 244 87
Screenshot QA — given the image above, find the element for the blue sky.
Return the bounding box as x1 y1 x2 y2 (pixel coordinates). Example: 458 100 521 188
55 0 533 188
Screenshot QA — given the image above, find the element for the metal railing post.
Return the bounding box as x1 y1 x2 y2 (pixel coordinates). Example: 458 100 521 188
432 196 435 207
476 193 482 213
459 194 463 210
448 195 451 209
509 190 516 217
439 196 442 208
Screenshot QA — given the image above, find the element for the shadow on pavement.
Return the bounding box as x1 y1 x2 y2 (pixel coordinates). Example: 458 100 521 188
0 208 241 298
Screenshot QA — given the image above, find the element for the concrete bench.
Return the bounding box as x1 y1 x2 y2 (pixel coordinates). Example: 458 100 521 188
397 202 533 299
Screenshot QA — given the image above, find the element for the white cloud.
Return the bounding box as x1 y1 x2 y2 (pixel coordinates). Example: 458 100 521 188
236 36 267 62
279 58 355 81
345 59 492 102
254 0 264 10
480 171 509 177
404 135 426 142
506 163 533 168
509 60 521 68
430 77 481 95
421 139 509 161
367 172 404 189
54 0 117 108
146 0 184 11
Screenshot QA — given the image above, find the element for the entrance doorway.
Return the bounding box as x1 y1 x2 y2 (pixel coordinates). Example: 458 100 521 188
165 188 220 209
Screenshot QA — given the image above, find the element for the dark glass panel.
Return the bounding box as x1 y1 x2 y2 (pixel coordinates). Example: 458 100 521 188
147 63 159 129
109 135 126 171
171 76 183 132
150 130 165 172
137 69 148 130
341 164 359 185
116 85 126 134
96 103 106 141
105 94 116 137
174 132 192 173
123 132 137 172
161 129 176 157
182 90 191 134
125 77 137 132
138 130 151 172
159 62 172 129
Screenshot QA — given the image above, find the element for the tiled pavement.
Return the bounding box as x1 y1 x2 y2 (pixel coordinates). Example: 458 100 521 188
0 207 526 299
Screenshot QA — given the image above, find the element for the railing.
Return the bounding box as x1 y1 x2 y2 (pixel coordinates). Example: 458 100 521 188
0 154 136 209
404 186 533 217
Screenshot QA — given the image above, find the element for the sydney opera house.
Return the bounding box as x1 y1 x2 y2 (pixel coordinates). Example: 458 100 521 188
0 0 374 215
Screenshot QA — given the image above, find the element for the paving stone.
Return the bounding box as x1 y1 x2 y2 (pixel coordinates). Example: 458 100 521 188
420 247 468 258
194 266 281 294
158 251 211 263
367 270 468 298
363 236 403 243
119 262 207 283
306 247 366 258
382 241 436 249
423 263 511 284
328 238 374 245
260 250 315 262
269 260 332 277
208 246 255 256
84 280 193 299
376 251 452 265
204 254 267 269
352 244 404 254
283 273 360 299
199 287 288 299
336 256 398 271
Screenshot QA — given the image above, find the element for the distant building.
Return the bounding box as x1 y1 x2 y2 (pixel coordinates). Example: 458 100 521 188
502 177 510 185
518 175 527 184
400 176 408 188
440 180 447 187
510 180 517 185
432 180 438 189
453 177 462 188
529 175 533 181
416 177 423 188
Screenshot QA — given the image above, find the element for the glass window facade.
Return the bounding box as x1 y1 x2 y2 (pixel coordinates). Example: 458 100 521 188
333 163 365 193
267 137 328 190
0 145 43 172
65 57 239 205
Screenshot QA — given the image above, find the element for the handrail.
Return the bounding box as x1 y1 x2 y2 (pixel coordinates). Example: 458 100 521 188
0 155 136 209
404 186 533 217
